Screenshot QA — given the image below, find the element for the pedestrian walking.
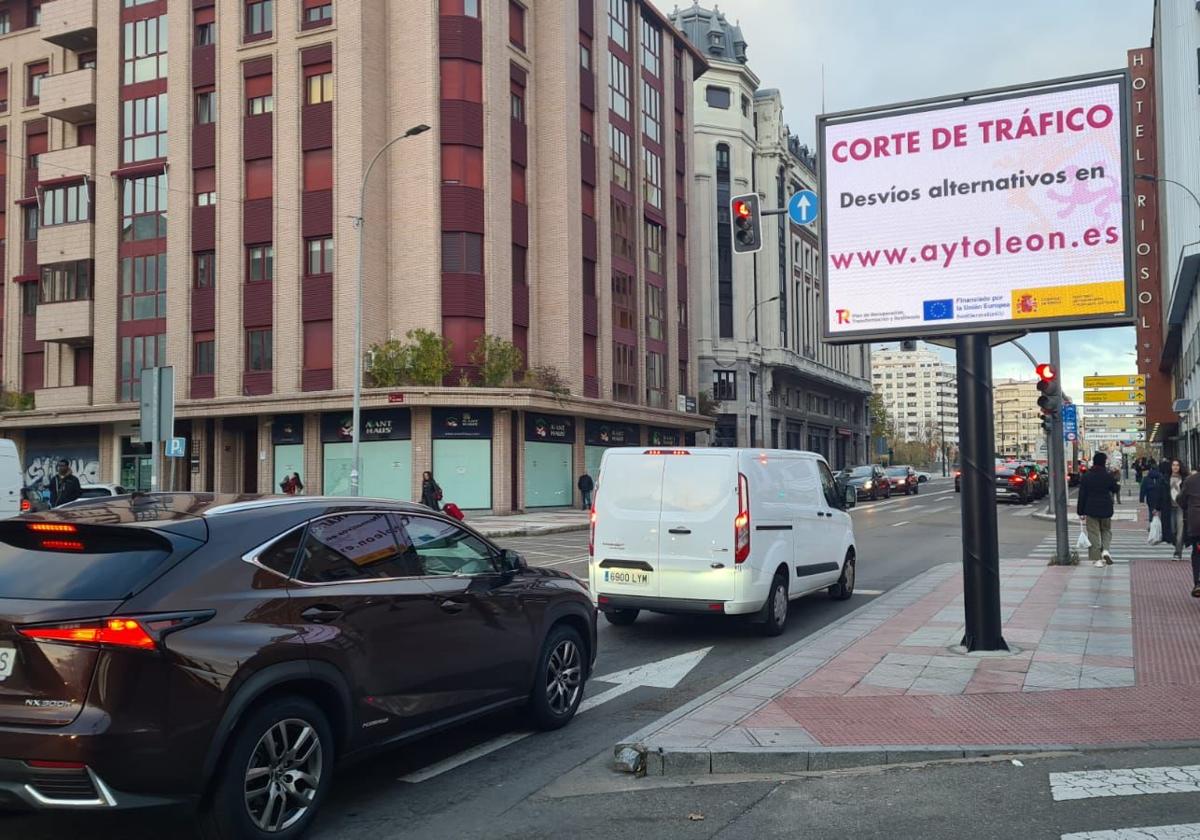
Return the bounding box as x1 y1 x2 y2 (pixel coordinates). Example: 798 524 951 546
1078 451 1118 567
1168 459 1186 559
1134 458 1145 485
1140 461 1165 529
577 472 594 510
1111 466 1123 506
420 470 443 511
48 460 81 508
1176 466 1200 597
291 472 304 495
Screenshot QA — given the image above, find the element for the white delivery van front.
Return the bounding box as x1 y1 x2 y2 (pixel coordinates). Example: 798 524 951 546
589 447 856 635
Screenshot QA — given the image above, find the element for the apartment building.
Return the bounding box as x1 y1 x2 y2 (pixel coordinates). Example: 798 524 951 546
670 3 872 469
992 378 1042 460
0 0 710 511
871 347 958 458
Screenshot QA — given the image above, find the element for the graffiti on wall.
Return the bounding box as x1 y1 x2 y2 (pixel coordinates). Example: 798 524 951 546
25 450 100 490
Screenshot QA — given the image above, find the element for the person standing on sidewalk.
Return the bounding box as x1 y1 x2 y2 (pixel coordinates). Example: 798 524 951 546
1161 459 1183 554
1172 460 1190 560
1079 451 1118 567
577 472 594 510
1177 465 1200 597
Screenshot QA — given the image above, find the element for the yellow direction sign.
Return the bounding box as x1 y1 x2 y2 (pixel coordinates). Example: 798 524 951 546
1084 389 1145 404
1085 416 1146 431
1083 375 1146 389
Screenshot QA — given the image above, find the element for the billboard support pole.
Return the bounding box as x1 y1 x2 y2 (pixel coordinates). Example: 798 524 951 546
956 333 1008 651
1049 332 1071 564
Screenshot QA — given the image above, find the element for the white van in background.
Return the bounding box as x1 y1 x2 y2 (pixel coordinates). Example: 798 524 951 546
589 447 858 636
0 439 23 519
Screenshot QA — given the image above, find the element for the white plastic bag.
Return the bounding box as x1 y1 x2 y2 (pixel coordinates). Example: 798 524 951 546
1076 529 1091 551
1148 515 1162 545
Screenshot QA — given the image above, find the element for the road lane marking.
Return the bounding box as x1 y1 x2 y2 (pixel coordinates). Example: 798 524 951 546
1062 825 1200 840
539 555 590 567
855 588 886 595
1050 765 1200 801
399 732 534 784
890 521 910 527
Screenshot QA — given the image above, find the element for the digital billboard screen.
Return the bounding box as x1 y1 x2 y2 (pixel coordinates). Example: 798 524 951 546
818 75 1132 342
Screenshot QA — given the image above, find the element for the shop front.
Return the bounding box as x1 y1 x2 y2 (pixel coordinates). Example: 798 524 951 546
432 408 493 510
272 415 305 494
321 408 412 500
647 427 680 448
23 427 101 491
523 412 574 508
807 425 832 461
584 420 640 480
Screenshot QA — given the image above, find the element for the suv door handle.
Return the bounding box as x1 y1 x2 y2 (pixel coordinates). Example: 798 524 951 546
439 599 467 614
301 605 343 624
668 527 692 535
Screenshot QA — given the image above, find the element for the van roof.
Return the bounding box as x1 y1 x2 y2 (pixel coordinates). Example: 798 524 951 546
603 446 822 459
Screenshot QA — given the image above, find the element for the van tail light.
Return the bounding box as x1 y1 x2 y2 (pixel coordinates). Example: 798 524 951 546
18 611 214 651
588 507 597 558
734 473 750 564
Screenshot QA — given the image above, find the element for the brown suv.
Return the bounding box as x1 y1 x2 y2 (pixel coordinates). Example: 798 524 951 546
0 494 595 838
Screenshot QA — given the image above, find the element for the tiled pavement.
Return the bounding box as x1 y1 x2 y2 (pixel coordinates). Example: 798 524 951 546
623 530 1200 769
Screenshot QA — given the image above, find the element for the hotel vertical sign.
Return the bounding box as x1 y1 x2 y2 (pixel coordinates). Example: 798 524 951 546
1127 47 1170 433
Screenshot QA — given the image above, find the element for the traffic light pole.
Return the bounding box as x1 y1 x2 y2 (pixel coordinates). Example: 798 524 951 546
1048 332 1071 564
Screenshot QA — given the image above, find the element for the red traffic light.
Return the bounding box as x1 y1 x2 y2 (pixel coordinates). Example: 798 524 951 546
733 199 751 219
1035 363 1056 382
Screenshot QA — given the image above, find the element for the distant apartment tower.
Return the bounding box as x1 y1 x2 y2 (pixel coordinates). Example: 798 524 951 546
992 379 1042 459
871 347 958 454
0 0 710 510
670 3 871 468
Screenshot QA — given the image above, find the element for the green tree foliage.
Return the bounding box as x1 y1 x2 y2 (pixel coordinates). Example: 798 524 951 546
470 334 525 387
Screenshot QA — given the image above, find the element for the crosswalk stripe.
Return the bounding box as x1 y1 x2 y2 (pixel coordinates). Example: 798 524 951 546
1062 824 1200 839
1050 765 1200 801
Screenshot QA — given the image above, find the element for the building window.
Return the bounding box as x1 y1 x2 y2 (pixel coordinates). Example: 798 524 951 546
508 1 525 49
195 7 215 45
0 69 8 111
306 236 334 275
306 68 333 104
646 351 665 408
303 0 333 26
122 93 168 164
642 148 662 209
641 79 661 143
194 167 216 206
195 89 217 124
194 251 216 288
121 174 168 242
26 62 48 106
510 89 524 123
749 372 757 402
39 261 92 303
741 94 750 117
441 232 483 274
612 271 635 332
247 93 273 115
440 59 482 102
579 38 591 70
613 341 637 403
513 244 528 285
713 370 737 401
122 15 168 85
120 254 167 321
31 2 42 24
119 334 166 402
673 49 683 80
716 143 733 338
302 148 332 191
194 333 215 375
441 145 484 188
608 54 629 119
24 207 38 241
463 0 479 16
644 219 663 275
245 158 273 199
246 0 273 38
511 163 526 203
247 244 274 282
40 183 90 227
0 11 9 34
247 329 272 371
21 282 38 316
640 17 661 76
705 85 731 109
646 283 665 340
608 0 629 50
609 124 631 190
611 198 635 262
246 70 273 114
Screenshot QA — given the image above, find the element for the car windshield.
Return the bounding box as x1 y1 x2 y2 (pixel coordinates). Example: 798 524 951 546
886 467 910 477
848 466 873 478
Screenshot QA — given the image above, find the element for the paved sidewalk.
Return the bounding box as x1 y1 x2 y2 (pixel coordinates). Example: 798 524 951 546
619 530 1200 775
465 509 589 538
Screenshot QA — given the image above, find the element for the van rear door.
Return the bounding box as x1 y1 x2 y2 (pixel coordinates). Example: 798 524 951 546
656 452 738 603
593 450 665 598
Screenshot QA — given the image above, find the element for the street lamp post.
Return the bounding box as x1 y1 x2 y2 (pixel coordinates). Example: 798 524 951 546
350 124 430 496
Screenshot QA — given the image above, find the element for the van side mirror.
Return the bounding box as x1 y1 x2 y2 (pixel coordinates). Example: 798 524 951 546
499 548 528 572
842 484 856 509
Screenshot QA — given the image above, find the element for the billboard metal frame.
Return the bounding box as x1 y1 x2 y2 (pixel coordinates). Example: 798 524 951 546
817 70 1135 345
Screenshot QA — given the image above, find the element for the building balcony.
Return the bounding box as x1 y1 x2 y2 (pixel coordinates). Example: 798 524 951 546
40 0 98 51
38 221 94 265
38 68 96 124
34 385 92 410
36 299 93 345
38 144 94 184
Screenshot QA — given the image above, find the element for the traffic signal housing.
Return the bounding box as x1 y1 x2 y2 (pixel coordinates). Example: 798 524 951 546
1036 363 1062 432
730 193 763 254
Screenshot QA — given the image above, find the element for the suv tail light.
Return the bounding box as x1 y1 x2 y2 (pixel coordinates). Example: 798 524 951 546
18 611 214 651
1009 475 1025 485
734 473 750 564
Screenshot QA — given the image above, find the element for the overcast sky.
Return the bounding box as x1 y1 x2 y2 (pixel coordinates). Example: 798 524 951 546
652 0 1155 400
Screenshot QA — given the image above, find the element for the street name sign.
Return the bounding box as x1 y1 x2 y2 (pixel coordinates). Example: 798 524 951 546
1083 374 1145 389
1084 390 1145 404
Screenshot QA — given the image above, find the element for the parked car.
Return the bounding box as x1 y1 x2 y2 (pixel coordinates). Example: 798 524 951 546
0 494 595 837
885 465 919 496
591 448 857 637
52 484 130 510
995 463 1034 504
914 470 932 483
843 464 892 501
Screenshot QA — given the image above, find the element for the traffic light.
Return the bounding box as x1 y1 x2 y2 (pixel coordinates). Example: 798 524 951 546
1036 363 1062 432
730 193 763 254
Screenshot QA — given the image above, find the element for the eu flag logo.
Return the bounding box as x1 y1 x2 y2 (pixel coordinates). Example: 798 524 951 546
923 299 954 321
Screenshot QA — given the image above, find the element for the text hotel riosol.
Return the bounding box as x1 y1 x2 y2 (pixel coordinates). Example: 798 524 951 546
820 78 1131 340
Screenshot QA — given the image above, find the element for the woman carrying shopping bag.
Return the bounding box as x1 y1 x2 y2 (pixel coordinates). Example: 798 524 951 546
1168 459 1187 560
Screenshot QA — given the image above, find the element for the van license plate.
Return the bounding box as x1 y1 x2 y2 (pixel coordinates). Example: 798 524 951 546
603 569 650 586
0 645 14 681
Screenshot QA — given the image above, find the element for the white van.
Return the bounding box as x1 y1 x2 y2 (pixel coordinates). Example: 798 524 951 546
589 447 857 636
0 439 23 519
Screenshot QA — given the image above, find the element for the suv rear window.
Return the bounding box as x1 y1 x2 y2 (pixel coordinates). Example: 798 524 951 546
0 524 176 600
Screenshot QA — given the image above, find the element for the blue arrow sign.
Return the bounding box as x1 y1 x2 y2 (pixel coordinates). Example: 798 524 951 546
788 189 819 226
